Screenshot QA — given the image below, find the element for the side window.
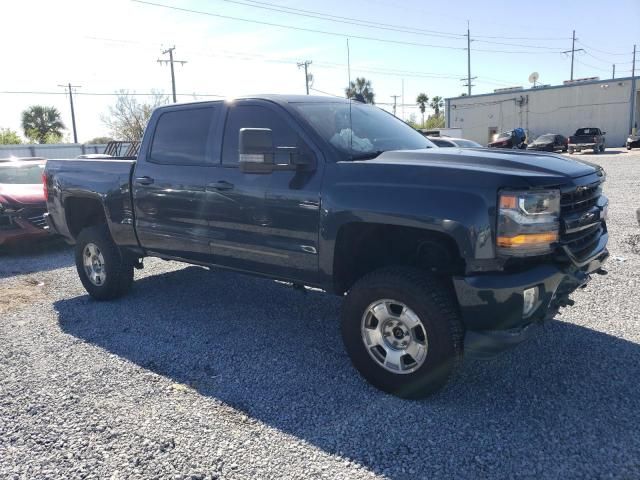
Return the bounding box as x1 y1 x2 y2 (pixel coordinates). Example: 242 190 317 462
222 105 299 165
149 107 216 165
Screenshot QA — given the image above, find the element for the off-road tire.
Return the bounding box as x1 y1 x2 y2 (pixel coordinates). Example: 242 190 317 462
341 267 464 399
75 225 134 300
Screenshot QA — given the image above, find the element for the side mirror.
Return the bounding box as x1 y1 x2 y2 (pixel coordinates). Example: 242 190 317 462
239 128 274 173
602 132 606 135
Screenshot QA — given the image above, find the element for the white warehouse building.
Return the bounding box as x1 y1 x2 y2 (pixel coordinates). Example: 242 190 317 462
445 76 639 147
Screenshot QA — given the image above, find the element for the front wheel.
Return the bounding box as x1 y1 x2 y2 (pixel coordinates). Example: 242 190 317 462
75 225 134 300
341 267 463 399
599 144 605 153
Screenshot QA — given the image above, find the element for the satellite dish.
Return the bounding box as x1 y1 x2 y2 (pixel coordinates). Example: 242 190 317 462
528 72 540 86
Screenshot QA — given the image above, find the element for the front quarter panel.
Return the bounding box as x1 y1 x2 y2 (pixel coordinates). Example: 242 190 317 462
318 161 502 284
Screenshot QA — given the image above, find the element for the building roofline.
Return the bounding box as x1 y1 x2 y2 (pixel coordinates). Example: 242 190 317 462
446 76 636 101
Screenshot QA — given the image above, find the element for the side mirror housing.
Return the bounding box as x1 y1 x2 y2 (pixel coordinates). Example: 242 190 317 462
239 128 274 173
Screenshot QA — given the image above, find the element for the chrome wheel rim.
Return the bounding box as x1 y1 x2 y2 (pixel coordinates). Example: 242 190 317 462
361 299 428 374
83 243 106 286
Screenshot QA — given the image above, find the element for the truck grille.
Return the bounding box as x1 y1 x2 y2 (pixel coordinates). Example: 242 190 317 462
559 181 605 261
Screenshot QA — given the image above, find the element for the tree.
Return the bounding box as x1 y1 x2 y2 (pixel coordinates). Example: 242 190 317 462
416 93 429 127
86 136 114 144
425 115 445 129
345 77 375 104
101 90 168 141
0 128 22 145
430 96 444 117
21 106 65 144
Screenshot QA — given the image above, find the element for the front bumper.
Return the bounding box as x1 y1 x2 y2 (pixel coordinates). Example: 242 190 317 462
453 246 608 358
569 143 596 151
0 218 49 247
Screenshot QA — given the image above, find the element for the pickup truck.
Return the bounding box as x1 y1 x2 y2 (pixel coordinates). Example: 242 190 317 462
44 95 610 399
568 128 606 154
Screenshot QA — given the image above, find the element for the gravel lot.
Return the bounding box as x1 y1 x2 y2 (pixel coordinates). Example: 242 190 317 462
1 149 639 479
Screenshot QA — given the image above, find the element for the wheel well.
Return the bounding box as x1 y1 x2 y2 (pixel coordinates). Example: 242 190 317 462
333 223 464 294
65 197 108 239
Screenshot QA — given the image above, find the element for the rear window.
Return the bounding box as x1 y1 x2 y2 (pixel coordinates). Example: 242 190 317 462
453 139 482 148
575 128 599 136
149 107 216 165
537 134 556 141
0 164 45 184
431 138 455 147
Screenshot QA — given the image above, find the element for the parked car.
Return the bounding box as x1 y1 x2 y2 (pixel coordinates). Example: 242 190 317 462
427 136 483 148
44 95 609 399
527 133 568 153
0 159 49 247
488 128 527 149
626 134 640 150
568 128 606 154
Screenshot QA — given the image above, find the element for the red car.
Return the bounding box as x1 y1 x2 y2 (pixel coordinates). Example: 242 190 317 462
0 158 49 247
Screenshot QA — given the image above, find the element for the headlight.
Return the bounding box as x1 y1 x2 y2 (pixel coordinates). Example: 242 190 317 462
497 189 560 256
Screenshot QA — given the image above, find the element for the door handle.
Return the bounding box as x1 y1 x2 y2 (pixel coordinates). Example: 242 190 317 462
207 180 234 191
135 176 154 185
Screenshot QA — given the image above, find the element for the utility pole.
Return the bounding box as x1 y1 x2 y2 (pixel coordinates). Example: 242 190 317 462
612 64 616 79
58 83 80 143
630 44 637 135
562 30 584 81
401 79 405 120
157 47 187 103
297 60 312 95
390 95 400 116
466 21 472 96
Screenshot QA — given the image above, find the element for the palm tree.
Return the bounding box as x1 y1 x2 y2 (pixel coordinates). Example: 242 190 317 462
430 96 444 117
21 106 65 143
345 77 375 104
416 93 429 127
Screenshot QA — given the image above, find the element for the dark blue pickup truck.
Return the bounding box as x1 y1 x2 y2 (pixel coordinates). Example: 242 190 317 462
44 95 609 398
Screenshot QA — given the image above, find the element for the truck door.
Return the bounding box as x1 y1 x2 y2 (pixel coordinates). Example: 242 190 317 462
132 104 223 263
208 101 323 284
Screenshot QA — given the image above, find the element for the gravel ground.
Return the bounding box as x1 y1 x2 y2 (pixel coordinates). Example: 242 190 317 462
1 149 639 479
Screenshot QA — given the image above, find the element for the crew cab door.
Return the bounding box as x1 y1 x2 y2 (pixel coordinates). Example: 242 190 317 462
208 100 323 284
132 104 223 262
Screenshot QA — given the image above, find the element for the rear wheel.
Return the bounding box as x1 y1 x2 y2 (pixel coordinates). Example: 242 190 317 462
75 225 134 300
568 148 574 154
341 267 463 399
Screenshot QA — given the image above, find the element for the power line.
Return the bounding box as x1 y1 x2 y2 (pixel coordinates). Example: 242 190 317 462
131 0 568 54
575 40 633 56
214 0 572 48
0 91 225 97
211 0 464 40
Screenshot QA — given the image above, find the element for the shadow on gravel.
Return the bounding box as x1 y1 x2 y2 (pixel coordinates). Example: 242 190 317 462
55 266 640 478
0 237 72 279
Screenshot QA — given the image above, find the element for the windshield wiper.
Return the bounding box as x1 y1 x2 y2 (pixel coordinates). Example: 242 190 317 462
350 150 385 161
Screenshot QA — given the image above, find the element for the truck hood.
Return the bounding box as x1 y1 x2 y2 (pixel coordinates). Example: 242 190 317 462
0 183 46 206
362 148 598 179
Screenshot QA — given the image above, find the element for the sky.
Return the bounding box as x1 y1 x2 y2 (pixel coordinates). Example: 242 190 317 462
1 0 639 142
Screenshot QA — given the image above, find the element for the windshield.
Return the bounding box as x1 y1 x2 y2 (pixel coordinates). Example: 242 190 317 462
536 134 555 142
292 101 435 159
496 132 511 140
0 163 45 184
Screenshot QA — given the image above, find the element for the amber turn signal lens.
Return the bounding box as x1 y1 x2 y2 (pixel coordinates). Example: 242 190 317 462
497 232 558 247
499 195 517 209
